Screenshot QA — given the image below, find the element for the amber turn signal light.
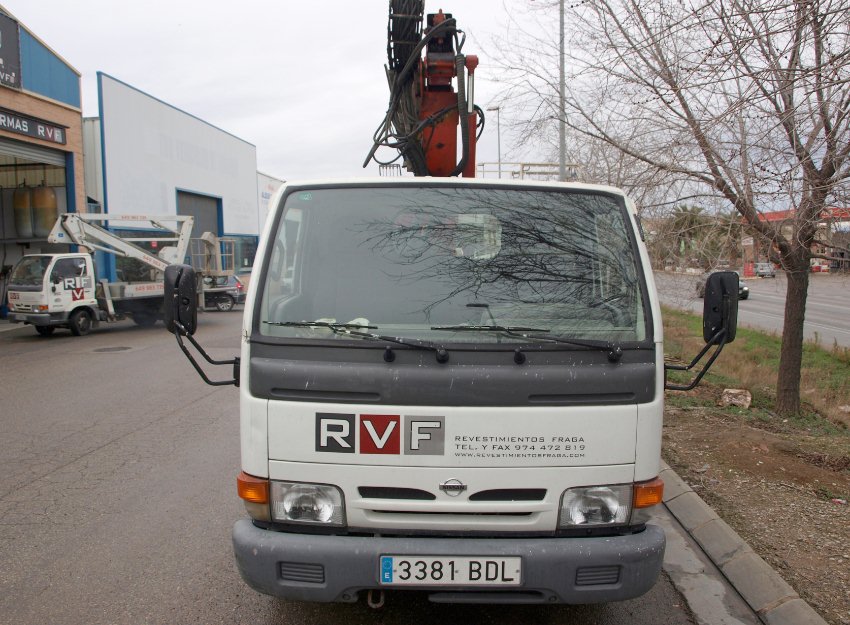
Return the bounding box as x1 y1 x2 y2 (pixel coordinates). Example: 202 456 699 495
237 471 269 504
633 477 664 508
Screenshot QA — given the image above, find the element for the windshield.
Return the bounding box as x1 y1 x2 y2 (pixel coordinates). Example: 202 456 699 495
259 186 647 345
9 256 51 288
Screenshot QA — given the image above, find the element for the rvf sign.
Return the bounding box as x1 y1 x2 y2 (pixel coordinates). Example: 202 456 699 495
0 14 21 89
315 413 445 455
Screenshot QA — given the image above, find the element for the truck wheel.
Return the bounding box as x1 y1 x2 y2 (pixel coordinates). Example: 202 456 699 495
35 326 55 336
215 295 235 312
133 313 157 327
69 310 92 336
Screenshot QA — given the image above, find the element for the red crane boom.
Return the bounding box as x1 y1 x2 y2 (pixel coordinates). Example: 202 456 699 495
364 1 482 177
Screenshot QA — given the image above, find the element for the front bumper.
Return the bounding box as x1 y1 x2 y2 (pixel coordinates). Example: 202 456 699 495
232 519 665 604
7 312 67 327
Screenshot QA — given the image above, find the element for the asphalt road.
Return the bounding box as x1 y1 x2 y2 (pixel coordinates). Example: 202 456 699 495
655 270 850 348
0 312 743 625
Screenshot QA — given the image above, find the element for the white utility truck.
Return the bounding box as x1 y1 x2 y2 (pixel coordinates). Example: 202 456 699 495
164 179 739 605
6 213 199 335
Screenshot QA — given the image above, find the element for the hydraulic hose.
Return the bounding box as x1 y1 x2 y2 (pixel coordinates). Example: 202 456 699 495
450 53 470 177
364 18 458 171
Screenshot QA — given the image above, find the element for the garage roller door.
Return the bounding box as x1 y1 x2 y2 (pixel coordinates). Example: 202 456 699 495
0 136 66 166
177 190 219 238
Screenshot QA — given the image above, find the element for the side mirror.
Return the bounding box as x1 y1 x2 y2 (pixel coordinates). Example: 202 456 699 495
667 270 740 391
164 264 198 335
703 271 738 344
163 263 239 387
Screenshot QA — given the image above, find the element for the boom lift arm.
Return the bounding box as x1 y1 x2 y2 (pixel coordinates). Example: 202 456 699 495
47 213 194 274
364 0 482 177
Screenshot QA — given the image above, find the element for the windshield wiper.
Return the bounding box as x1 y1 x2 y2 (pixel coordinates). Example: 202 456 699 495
527 332 624 362
263 321 448 362
432 324 551 333
431 324 623 362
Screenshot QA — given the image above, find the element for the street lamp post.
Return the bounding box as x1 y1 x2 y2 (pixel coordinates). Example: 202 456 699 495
487 105 502 178
559 0 566 181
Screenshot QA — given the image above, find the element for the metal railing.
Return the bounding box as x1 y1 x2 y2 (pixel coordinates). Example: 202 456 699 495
476 161 582 181
189 234 236 276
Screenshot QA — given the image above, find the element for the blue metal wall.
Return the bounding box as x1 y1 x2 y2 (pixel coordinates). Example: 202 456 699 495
19 29 81 108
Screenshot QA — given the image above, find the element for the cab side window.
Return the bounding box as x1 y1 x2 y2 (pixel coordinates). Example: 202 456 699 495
51 257 88 282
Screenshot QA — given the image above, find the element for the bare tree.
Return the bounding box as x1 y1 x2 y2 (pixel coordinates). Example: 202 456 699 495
494 0 850 415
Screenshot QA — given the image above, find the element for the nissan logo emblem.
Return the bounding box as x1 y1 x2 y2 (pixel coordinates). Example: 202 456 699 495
439 479 467 496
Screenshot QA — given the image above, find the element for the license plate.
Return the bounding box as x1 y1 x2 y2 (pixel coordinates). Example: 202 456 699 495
379 555 522 586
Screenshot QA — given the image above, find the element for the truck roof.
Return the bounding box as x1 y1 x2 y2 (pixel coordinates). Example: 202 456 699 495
277 177 629 197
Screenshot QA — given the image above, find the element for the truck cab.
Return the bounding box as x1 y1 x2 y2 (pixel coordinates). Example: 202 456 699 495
232 179 668 604
164 178 738 605
6 254 98 336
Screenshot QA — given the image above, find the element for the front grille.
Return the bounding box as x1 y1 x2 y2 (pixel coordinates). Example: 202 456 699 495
469 489 547 502
279 561 325 584
368 510 534 517
345 474 558 532
575 565 620 586
358 486 436 500
356 487 546 502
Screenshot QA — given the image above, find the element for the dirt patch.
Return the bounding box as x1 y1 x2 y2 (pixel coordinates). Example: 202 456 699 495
663 390 850 625
796 451 850 473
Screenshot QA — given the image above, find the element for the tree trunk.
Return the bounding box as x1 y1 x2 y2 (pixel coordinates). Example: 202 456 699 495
776 261 810 416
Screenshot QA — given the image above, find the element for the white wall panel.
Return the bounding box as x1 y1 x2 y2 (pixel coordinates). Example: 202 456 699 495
82 118 103 205
257 171 284 234
99 73 259 234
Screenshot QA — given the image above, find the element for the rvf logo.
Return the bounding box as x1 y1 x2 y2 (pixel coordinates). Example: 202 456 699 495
315 413 444 455
62 277 90 290
359 414 400 454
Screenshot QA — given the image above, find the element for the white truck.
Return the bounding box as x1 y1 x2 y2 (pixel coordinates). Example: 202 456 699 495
164 179 739 605
6 213 196 335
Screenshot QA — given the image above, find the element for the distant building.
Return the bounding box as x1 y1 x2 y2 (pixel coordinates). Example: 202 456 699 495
744 208 850 272
0 7 84 273
84 73 269 279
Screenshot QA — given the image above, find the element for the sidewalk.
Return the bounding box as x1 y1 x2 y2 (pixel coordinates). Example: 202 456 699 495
0 318 24 333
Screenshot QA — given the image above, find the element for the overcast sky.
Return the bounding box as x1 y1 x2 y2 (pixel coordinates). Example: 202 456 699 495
6 1 549 181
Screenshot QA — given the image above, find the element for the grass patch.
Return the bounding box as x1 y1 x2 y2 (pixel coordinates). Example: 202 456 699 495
815 485 849 502
662 305 850 434
782 410 846 436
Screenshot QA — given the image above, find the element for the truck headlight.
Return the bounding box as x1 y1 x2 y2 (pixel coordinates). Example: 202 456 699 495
271 481 345 526
558 484 632 528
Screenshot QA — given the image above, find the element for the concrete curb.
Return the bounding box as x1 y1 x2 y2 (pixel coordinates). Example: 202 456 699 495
660 462 827 625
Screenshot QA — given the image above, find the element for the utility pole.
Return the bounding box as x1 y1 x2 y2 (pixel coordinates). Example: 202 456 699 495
559 0 566 181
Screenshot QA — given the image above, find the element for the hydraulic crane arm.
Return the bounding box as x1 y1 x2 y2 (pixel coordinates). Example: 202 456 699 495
364 0 482 177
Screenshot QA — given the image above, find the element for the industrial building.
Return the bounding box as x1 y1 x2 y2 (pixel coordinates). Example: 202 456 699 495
84 73 276 279
0 8 84 283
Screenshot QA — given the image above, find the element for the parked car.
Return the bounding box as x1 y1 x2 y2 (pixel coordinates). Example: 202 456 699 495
754 262 776 278
203 275 246 311
696 271 749 300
